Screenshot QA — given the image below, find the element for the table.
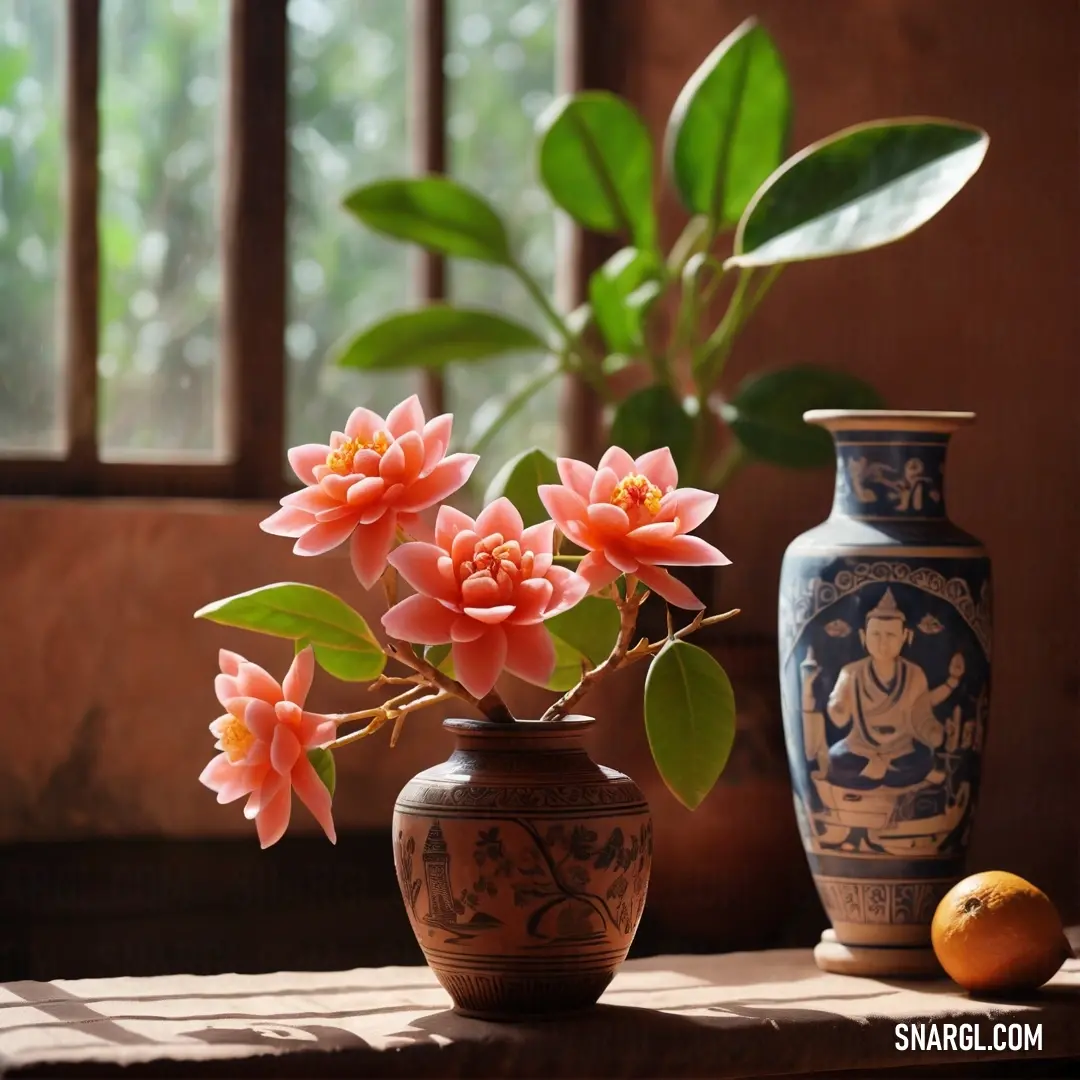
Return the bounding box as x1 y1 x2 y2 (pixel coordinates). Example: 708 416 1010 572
2 949 1078 1078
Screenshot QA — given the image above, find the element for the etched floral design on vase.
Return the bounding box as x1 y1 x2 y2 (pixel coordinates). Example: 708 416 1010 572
778 411 991 976
393 717 652 1019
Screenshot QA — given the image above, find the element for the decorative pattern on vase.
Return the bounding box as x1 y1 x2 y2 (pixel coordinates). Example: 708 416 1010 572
392 718 652 1018
779 413 991 975
832 431 949 521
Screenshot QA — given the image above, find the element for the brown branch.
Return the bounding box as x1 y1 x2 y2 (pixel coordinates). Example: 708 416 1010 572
328 690 452 751
384 641 512 723
540 579 646 722
620 607 742 666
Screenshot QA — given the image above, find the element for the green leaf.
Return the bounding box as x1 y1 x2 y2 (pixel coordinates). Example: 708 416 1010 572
728 119 989 268
537 91 656 249
666 18 790 228
424 643 455 678
644 640 736 810
546 631 588 692
545 596 620 668
333 305 546 371
483 447 559 528
609 386 694 477
722 365 884 467
194 583 386 682
589 248 665 354
307 748 336 798
465 357 562 455
342 177 512 265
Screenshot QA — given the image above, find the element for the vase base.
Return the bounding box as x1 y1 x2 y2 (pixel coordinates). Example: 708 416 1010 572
814 930 942 978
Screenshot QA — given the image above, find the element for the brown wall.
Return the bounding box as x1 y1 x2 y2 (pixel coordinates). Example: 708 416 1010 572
611 0 1079 911
1 0 1077 921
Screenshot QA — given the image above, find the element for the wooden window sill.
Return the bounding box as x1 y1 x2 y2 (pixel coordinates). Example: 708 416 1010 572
2 949 1078 1078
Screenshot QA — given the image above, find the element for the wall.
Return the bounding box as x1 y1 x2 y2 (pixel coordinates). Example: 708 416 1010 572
0 0 1076 921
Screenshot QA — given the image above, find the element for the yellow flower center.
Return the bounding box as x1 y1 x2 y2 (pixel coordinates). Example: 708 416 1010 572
218 716 255 763
611 473 662 516
325 430 391 475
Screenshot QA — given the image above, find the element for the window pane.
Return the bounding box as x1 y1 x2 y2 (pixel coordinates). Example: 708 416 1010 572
286 0 413 455
447 0 558 497
98 0 226 460
0 0 63 454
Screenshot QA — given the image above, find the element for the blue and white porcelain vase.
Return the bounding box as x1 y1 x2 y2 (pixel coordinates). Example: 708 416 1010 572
779 410 991 976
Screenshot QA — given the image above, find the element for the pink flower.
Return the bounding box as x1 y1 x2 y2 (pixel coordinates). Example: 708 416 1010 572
199 647 338 849
260 395 479 589
381 499 589 699
538 446 730 609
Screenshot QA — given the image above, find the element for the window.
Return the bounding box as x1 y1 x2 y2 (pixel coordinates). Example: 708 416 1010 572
0 0 593 499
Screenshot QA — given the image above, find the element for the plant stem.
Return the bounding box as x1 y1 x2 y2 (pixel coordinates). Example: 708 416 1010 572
540 577 646 722
620 607 741 666
467 357 563 455
384 639 512 722
327 690 452 751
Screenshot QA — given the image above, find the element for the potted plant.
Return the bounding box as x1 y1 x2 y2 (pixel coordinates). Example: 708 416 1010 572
325 16 989 951
196 394 739 1019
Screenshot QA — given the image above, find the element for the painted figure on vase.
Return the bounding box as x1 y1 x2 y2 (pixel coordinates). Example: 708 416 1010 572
824 589 965 791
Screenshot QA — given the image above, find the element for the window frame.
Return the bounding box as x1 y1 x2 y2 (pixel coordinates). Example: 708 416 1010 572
0 0 611 498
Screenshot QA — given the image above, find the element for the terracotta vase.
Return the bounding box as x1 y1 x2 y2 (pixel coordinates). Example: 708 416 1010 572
392 717 652 1020
779 410 991 976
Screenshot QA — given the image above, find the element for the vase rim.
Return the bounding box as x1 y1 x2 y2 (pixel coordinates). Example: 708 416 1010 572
443 716 595 736
804 409 976 433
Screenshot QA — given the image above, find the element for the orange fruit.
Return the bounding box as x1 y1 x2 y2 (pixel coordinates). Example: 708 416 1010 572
931 870 1073 994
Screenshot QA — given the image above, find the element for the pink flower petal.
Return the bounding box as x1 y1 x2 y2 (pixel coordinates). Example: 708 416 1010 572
634 447 678 492
475 497 524 541
586 502 631 540
598 446 635 477
605 545 640 573
537 485 590 538
669 488 719 534
520 519 555 558
589 466 620 504
256 780 292 849
292 753 337 844
382 593 457 644
287 444 331 486
397 431 426 484
318 473 357 502
237 661 283 704
271 724 302 775
379 439 407 484
394 453 479 513
219 649 245 677
451 528 480 565
556 457 596 500
299 712 337 747
388 542 458 602
349 510 398 590
576 550 622 595
638 534 730 567
635 564 705 609
283 486 340 513
461 574 502 607
260 505 313 538
344 406 385 440
244 768 284 821
421 413 454 473
199 751 236 792
451 616 486 642
463 604 515 625
244 698 277 742
385 394 425 438
508 578 553 624
435 504 476 549
503 622 557 687
346 475 385 508
544 564 590 615
283 646 315 707
627 521 680 545
350 448 383 476
452 627 507 698
293 515 358 557
532 552 553 577
215 673 240 707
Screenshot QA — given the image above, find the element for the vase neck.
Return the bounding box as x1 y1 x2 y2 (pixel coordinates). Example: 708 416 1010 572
829 427 952 523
